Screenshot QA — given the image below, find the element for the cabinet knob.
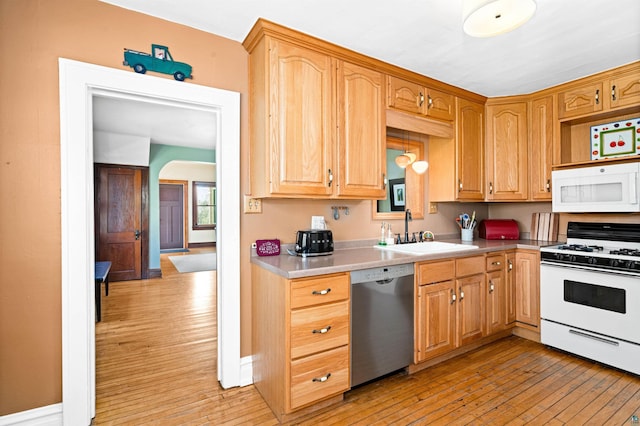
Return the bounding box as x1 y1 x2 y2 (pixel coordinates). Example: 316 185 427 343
450 289 456 304
489 282 495 293
383 173 388 189
508 259 513 271
327 169 333 187
312 288 331 296
492 261 501 266
459 288 464 300
312 326 332 334
611 85 617 101
458 179 463 192
489 182 493 195
595 89 600 105
427 94 433 109
546 179 551 192
418 92 424 107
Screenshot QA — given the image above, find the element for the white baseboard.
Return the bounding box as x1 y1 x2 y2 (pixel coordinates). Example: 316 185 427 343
239 355 253 387
0 359 252 426
0 404 62 426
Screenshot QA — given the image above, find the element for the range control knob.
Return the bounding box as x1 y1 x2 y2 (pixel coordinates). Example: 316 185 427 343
609 259 620 267
587 257 598 265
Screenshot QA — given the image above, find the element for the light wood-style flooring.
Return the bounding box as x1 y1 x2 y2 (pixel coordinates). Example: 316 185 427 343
95 251 640 425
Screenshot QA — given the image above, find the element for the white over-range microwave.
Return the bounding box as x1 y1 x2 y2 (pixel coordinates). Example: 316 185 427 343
552 161 640 212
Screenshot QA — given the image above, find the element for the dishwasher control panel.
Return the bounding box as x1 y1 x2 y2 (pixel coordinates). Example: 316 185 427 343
350 263 414 284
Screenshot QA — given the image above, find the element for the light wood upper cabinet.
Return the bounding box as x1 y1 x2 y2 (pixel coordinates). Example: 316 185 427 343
609 67 640 110
558 81 604 120
529 95 557 200
336 61 387 198
248 37 334 198
387 75 455 121
485 101 529 200
558 63 640 121
429 97 484 201
245 29 386 199
457 99 486 200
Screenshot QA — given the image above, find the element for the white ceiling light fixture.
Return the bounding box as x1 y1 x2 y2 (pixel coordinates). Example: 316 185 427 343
412 160 429 175
463 0 536 37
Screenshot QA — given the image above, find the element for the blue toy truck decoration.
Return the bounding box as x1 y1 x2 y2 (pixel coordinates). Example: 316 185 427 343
123 44 192 81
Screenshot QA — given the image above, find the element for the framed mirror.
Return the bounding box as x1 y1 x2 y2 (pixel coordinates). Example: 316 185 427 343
373 134 425 220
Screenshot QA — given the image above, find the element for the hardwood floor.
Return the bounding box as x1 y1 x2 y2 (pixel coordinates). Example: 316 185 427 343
95 255 640 425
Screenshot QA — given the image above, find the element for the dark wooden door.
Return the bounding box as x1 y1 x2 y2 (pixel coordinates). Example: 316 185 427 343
95 165 147 281
159 184 184 249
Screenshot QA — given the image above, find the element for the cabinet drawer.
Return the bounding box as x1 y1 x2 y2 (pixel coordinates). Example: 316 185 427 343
486 253 505 272
291 273 349 309
417 260 454 285
456 256 485 277
291 301 349 359
290 345 350 410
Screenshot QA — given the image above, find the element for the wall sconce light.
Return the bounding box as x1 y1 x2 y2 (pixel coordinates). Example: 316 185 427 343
463 0 536 37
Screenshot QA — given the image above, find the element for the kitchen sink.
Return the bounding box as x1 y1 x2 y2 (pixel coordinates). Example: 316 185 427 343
374 241 479 255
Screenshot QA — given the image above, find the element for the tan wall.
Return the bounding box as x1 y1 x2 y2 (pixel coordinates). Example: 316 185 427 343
0 0 249 415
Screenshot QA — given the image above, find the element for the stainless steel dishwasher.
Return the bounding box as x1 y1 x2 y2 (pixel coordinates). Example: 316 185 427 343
350 263 414 387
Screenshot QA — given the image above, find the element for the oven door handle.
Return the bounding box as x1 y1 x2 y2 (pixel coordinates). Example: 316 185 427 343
569 329 620 346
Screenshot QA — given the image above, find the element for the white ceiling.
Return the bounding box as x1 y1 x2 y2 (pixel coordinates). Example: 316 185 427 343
92 93 218 149
101 0 640 97
94 0 639 150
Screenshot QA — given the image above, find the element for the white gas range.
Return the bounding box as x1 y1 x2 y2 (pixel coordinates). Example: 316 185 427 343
540 222 640 375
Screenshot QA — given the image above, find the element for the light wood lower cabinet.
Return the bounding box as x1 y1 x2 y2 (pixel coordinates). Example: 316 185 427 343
415 256 486 363
252 266 350 421
515 250 540 330
505 251 516 325
485 252 506 335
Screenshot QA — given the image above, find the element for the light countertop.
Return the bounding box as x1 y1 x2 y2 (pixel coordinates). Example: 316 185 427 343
250 238 555 279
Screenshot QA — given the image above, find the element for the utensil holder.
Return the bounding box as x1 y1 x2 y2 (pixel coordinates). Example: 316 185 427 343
461 228 473 242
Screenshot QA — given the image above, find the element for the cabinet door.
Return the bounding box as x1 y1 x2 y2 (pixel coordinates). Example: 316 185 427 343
609 68 640 110
456 98 485 200
416 281 456 363
336 61 386 198
269 39 334 196
530 95 556 200
486 102 529 200
486 270 505 335
457 274 485 346
426 88 455 121
387 75 424 115
515 250 540 329
558 81 604 119
505 251 516 325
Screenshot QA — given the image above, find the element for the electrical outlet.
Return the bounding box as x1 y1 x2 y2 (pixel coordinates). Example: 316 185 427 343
243 195 263 214
429 202 438 214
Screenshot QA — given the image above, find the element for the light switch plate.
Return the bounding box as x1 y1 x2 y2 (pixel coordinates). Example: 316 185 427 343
243 195 263 214
429 202 438 214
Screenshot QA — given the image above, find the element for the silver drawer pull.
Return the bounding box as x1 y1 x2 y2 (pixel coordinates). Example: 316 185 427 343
312 373 331 383
312 288 331 295
569 329 619 346
312 326 332 334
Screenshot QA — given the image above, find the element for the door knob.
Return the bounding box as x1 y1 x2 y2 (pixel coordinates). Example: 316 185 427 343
134 229 141 240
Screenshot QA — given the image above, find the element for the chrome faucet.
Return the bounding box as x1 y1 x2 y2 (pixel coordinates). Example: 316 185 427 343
404 209 412 243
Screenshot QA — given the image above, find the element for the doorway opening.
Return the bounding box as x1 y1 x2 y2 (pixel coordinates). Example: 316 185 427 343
59 58 240 425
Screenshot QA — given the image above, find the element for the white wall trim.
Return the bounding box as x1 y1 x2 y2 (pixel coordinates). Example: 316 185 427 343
0 404 62 426
239 355 254 387
59 58 241 425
